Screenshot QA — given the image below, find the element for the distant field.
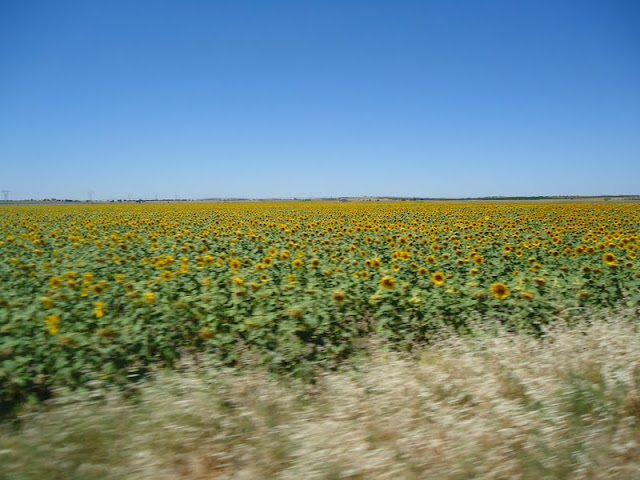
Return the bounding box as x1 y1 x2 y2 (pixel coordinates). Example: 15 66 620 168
0 201 639 414
4 194 640 205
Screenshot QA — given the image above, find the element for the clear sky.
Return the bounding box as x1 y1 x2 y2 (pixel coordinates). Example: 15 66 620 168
1 0 639 200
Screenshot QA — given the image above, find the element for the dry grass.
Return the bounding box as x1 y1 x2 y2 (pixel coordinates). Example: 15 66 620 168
1 312 640 480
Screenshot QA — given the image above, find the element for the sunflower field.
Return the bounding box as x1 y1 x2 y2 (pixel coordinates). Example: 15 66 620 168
1 201 639 413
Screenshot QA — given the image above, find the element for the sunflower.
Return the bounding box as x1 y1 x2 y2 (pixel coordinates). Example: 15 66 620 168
519 291 534 301
380 276 396 289
95 301 105 318
233 276 244 286
41 296 54 309
533 277 546 287
144 291 156 305
333 290 346 303
310 258 320 268
45 314 60 335
292 259 303 268
431 271 445 285
369 294 383 305
198 329 215 339
260 273 269 282
473 255 484 265
263 256 273 266
491 282 510 300
49 276 63 289
602 252 617 266
417 267 428 276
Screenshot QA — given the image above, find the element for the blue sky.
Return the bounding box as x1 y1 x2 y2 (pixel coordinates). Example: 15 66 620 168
1 0 639 200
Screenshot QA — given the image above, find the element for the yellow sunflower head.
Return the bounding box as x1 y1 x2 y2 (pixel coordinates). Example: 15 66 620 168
431 271 445 285
380 276 396 290
491 282 510 300
333 290 346 303
143 291 156 304
533 277 546 287
45 314 60 335
602 252 617 266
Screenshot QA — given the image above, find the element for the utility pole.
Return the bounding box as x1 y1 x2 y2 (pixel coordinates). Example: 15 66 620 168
88 190 94 202
1 190 9 203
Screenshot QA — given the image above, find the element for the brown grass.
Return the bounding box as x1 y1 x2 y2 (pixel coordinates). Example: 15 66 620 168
1 312 639 479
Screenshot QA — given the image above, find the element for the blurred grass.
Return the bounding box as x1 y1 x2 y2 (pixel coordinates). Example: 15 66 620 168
1 311 639 480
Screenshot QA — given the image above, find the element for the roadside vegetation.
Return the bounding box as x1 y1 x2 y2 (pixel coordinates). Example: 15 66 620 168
1 311 639 479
